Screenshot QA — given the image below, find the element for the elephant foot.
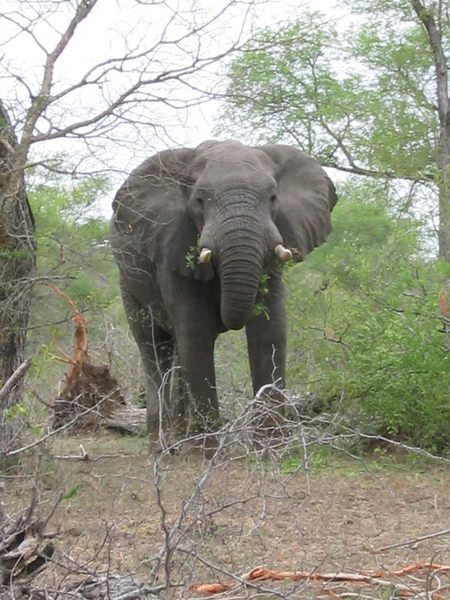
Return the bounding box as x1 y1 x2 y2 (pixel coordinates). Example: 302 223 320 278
146 409 224 458
249 388 288 454
147 426 178 455
184 408 221 435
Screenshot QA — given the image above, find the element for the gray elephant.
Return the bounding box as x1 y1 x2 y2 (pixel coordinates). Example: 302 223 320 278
111 140 337 437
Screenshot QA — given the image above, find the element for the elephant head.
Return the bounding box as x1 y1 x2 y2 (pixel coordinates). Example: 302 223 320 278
112 140 337 330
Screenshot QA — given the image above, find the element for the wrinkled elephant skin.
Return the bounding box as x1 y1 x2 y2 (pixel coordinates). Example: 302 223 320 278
110 140 337 437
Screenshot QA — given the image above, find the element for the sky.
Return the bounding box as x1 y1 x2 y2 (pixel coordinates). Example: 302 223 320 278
1 0 343 211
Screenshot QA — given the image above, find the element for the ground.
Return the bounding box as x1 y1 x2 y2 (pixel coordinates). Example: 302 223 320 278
3 432 450 598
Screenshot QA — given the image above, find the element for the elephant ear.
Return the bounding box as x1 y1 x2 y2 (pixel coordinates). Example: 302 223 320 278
111 148 214 281
259 144 337 262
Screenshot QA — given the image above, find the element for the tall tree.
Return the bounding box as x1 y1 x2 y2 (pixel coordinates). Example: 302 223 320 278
0 101 36 454
0 0 254 457
410 0 450 260
220 1 449 259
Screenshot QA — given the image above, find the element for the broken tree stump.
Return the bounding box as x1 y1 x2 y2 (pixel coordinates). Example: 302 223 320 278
46 285 126 431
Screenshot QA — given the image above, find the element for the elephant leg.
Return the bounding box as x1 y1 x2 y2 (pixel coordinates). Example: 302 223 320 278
245 273 287 394
158 272 220 435
120 287 174 435
175 329 219 434
144 329 174 433
170 300 219 432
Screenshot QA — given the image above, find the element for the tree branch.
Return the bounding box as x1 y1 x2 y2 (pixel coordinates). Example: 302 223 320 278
0 359 31 406
320 159 434 182
411 0 449 128
5 1 98 201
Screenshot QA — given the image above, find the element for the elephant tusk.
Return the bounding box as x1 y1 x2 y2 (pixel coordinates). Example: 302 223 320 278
199 247 212 264
274 244 292 262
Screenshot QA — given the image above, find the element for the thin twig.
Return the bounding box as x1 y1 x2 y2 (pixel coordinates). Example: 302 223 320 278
378 529 450 552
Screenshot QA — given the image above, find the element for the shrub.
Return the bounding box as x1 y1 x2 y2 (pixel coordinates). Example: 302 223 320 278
286 194 449 453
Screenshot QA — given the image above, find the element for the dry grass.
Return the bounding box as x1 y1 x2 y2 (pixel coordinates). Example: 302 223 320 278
3 430 450 598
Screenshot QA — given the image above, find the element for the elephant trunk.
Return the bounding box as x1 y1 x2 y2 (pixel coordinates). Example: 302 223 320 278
217 221 265 330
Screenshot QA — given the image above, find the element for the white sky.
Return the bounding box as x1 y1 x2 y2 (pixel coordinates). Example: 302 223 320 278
1 0 344 211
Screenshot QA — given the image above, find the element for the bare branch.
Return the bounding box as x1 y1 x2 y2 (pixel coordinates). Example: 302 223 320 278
4 1 98 199
320 158 435 182
0 359 31 406
379 529 450 552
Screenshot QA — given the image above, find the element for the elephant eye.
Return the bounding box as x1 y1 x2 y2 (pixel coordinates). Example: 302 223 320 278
196 197 204 206
269 193 277 203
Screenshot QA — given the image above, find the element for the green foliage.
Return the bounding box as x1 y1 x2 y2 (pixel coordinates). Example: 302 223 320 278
344 23 436 178
185 244 199 270
29 177 120 316
30 177 117 311
285 188 449 452
4 402 29 420
220 13 343 159
0 248 34 261
27 177 123 381
220 6 441 183
280 445 331 473
252 273 271 319
63 483 84 502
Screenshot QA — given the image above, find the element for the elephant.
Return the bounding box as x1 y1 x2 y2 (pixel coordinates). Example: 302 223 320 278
110 140 337 439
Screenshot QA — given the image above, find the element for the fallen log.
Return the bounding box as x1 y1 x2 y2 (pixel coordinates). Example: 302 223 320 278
103 404 147 435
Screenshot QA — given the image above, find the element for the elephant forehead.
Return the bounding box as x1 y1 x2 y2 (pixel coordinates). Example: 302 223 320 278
196 173 276 201
201 143 275 173
200 158 277 190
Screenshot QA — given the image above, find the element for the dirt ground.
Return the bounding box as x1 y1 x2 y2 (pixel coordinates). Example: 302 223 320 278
3 432 450 598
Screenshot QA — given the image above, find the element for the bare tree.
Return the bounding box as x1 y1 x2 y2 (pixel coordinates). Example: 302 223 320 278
0 0 255 458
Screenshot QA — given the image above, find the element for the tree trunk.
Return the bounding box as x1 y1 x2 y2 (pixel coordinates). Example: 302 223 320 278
437 118 450 261
410 0 449 261
0 101 36 458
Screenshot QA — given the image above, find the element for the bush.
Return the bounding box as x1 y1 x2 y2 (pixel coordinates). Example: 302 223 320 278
285 193 450 453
